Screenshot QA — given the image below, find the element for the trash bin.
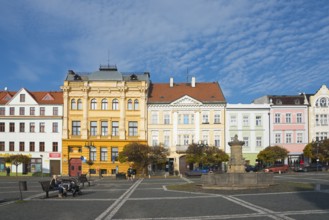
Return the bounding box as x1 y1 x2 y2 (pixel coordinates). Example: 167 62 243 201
19 181 28 191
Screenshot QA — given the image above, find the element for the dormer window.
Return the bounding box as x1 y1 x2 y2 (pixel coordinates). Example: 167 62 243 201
130 74 137 80
294 99 300 104
276 99 282 105
20 94 25 102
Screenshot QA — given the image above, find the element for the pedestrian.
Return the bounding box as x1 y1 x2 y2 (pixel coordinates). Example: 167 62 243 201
50 175 65 198
127 166 133 181
6 166 10 177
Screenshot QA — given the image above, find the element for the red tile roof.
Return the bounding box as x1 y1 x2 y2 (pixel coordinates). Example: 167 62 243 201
0 90 63 105
148 82 226 104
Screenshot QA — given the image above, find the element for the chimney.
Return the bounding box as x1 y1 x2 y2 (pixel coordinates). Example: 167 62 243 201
191 77 195 87
170 77 174 87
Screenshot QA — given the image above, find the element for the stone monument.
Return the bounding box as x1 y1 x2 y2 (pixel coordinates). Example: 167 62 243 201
201 135 274 189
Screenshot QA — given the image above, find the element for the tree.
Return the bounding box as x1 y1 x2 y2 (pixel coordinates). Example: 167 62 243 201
186 143 229 170
6 154 30 176
148 145 169 170
304 140 329 163
118 143 150 175
257 146 289 165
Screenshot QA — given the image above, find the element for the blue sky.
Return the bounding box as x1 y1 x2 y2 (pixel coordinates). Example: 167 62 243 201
1 0 329 103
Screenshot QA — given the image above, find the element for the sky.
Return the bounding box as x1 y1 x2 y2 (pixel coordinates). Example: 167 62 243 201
1 0 329 104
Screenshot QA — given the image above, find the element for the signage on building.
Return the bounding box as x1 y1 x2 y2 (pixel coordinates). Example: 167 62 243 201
49 153 61 158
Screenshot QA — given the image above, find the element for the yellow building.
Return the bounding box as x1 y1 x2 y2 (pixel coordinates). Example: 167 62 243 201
61 65 149 176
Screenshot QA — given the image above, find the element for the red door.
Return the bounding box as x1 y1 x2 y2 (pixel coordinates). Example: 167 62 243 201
69 158 82 177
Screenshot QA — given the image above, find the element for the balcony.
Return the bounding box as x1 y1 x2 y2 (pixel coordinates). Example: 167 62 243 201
176 145 189 153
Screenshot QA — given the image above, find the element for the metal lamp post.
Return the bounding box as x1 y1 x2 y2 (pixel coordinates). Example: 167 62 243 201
316 141 319 172
40 155 43 178
84 142 96 179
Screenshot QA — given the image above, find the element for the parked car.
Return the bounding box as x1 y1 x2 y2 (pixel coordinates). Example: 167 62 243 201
245 165 260 172
294 164 323 172
264 164 289 173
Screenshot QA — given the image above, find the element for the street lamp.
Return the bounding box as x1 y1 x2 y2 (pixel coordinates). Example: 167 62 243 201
84 142 96 179
40 155 43 178
316 141 320 172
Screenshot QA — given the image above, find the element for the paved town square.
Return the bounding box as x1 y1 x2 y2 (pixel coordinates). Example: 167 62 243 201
0 173 329 220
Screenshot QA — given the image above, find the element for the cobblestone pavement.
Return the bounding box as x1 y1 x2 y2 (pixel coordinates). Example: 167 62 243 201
0 173 329 220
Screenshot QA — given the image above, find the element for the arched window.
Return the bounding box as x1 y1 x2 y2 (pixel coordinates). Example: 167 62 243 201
127 99 133 110
134 99 139 110
71 99 76 110
91 99 97 110
316 97 329 107
77 99 82 110
101 99 108 110
112 99 119 110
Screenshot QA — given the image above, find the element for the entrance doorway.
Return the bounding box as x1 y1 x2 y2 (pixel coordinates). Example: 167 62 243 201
50 160 60 175
179 156 188 174
69 158 82 177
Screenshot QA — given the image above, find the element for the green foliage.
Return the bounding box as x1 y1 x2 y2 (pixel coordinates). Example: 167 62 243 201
257 145 289 164
148 145 169 167
304 140 329 163
186 143 229 167
6 154 30 176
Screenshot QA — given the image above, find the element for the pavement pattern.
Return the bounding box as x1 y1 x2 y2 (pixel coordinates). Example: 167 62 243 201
0 173 329 220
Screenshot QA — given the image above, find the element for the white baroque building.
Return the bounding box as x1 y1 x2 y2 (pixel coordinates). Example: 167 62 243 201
0 88 63 175
147 77 226 174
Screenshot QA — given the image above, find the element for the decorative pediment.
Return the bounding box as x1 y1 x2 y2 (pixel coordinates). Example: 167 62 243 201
42 93 54 101
171 95 202 106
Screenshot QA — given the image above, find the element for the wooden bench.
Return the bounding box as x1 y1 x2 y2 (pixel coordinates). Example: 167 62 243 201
39 181 57 198
78 174 90 187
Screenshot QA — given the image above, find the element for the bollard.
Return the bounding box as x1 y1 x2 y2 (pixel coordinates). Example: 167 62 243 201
18 181 28 200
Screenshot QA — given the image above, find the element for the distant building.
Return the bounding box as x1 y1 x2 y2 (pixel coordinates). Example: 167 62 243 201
225 103 270 165
61 65 150 176
0 88 63 174
253 94 309 165
147 77 226 174
308 85 329 142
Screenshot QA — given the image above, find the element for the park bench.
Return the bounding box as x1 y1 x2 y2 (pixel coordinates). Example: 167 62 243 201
78 174 90 187
39 181 57 198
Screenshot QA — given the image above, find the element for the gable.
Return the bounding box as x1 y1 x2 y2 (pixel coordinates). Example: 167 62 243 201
7 88 38 105
171 95 202 106
42 93 55 101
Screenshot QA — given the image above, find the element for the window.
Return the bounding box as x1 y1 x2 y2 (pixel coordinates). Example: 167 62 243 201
183 135 189 145
127 99 133 110
52 142 58 152
71 99 76 109
297 113 302 123
101 99 108 110
202 113 209 124
230 115 237 126
0 142 4 151
275 113 281 123
90 147 96 161
214 112 221 124
10 107 15 115
30 142 35 152
128 121 138 136
316 97 329 107
111 147 119 162
101 121 108 136
215 135 221 147
30 107 35 115
164 114 170 124
183 114 189 124
320 114 328 126
243 115 249 126
39 142 45 152
256 116 262 126
134 99 139 110
275 134 281 144
40 107 45 116
30 122 35 132
112 99 119 110
297 133 303 144
39 122 45 133
53 107 58 116
0 107 5 115
0 122 5 132
72 121 81 135
286 133 292 144
19 107 25 115
19 142 25 151
286 113 291 123
9 142 14 151
100 147 108 161
91 99 97 110
52 122 58 133
112 121 119 136
243 137 249 147
151 113 158 124
256 137 262 147
164 131 170 147
10 122 15 132
77 99 82 110
152 132 158 146
90 121 97 136
20 94 25 102
316 115 320 126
